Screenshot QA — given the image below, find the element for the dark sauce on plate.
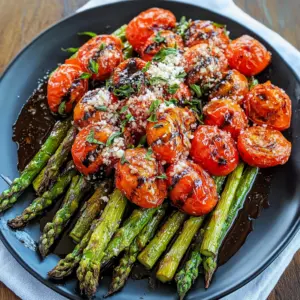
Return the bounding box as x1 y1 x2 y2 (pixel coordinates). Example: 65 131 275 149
11 80 273 283
12 81 55 171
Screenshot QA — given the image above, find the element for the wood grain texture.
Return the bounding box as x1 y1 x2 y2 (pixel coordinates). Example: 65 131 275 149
0 0 299 300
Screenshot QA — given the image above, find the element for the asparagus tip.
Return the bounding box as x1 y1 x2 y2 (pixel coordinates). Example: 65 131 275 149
7 217 25 229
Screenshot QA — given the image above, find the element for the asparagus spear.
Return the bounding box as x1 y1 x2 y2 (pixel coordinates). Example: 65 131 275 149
156 216 205 283
0 119 71 212
204 166 258 288
108 204 167 296
175 229 204 300
138 211 186 269
69 180 113 243
39 175 89 257
77 189 127 297
101 206 160 265
174 175 227 298
33 126 77 195
48 220 97 279
7 162 77 229
200 162 245 258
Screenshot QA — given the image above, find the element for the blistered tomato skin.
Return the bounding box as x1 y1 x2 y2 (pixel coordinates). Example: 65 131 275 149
208 69 249 104
146 106 197 164
73 88 120 129
140 30 184 61
125 8 176 52
203 98 248 140
166 160 218 216
190 125 239 176
243 81 291 131
77 35 123 80
71 123 125 177
184 43 228 89
225 35 271 76
184 20 230 50
237 126 291 168
47 64 88 113
115 148 167 208
112 58 147 95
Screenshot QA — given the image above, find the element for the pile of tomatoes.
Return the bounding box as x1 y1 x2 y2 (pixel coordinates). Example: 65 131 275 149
47 8 292 217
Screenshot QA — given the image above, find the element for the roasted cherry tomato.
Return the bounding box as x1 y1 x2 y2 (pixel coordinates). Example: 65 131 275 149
146 106 197 164
225 35 271 76
121 90 162 145
112 58 147 96
140 30 184 61
166 159 218 216
164 82 192 105
184 43 228 89
203 98 248 139
73 88 120 128
77 35 123 80
190 125 239 176
47 63 88 113
115 148 167 208
208 69 249 104
126 8 176 52
184 20 230 50
71 123 125 177
243 81 291 131
237 126 291 168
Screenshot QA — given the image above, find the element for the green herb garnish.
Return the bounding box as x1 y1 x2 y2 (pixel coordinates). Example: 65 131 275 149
142 61 151 73
86 129 105 145
121 154 129 165
156 173 167 180
212 22 226 28
176 16 191 37
154 32 166 43
168 84 179 95
165 99 177 106
78 31 97 37
189 84 202 98
153 48 178 62
61 47 79 54
113 85 135 97
99 43 106 51
145 148 153 161
79 72 92 80
248 77 259 89
88 59 99 74
149 77 168 85
95 105 107 111
119 105 128 114
106 132 122 146
176 71 187 79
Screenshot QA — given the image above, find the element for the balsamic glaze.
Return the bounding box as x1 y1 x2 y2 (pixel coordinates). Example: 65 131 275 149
12 79 273 285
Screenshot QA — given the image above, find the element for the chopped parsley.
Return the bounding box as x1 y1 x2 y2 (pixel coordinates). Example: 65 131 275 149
149 76 168 85
113 85 135 97
149 99 161 113
88 59 99 74
165 99 177 106
176 71 187 79
248 77 259 89
156 173 167 180
106 132 122 146
189 84 202 98
153 32 166 44
119 105 128 114
145 148 153 161
78 31 97 37
61 47 79 53
99 43 106 51
79 72 92 80
95 105 107 112
168 83 179 95
212 22 226 28
142 61 151 73
86 129 105 145
120 154 129 165
176 16 191 37
153 47 178 62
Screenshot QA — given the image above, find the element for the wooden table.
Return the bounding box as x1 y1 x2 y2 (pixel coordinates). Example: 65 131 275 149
0 0 299 299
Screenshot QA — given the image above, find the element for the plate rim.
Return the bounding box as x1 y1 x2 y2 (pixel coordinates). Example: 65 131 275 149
0 1 299 299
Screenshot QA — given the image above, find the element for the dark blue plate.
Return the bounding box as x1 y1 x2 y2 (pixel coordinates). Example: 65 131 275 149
0 1 299 299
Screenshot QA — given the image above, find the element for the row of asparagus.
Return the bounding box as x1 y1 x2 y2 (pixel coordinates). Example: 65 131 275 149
0 24 259 298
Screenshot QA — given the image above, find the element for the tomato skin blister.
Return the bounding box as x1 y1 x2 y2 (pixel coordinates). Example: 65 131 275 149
190 125 239 176
237 126 291 168
126 8 176 52
115 148 167 208
225 35 271 76
166 159 218 216
47 64 88 113
243 81 292 131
